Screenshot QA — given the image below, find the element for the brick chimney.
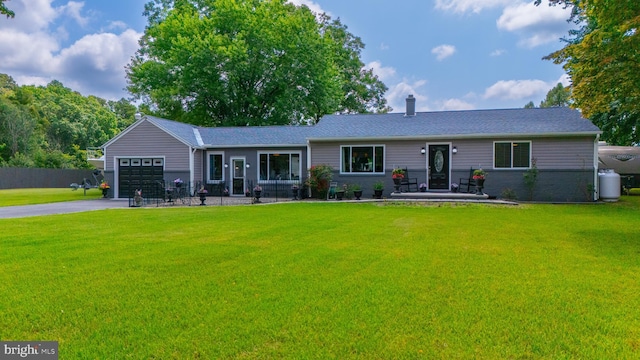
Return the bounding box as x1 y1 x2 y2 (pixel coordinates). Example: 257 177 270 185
405 94 416 116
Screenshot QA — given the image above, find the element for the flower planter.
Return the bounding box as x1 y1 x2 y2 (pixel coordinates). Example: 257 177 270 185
353 190 362 200
393 177 403 193
198 192 207 206
101 188 109 198
475 178 485 195
254 190 262 203
335 190 345 200
373 189 383 199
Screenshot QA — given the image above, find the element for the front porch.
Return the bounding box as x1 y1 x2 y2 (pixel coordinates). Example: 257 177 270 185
390 191 489 200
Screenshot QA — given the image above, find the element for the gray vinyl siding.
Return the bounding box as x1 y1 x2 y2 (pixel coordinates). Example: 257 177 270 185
450 136 596 171
203 146 308 184
105 120 191 172
310 136 597 202
310 140 427 171
194 150 204 182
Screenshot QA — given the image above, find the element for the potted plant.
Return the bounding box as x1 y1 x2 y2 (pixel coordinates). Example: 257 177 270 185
392 168 405 193
174 178 184 188
335 184 346 200
253 184 262 202
419 183 427 192
351 183 363 200
291 183 299 200
99 181 110 198
198 187 208 206
473 168 487 195
373 181 384 199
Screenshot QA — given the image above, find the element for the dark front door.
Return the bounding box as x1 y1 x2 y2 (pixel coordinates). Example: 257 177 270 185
428 144 450 190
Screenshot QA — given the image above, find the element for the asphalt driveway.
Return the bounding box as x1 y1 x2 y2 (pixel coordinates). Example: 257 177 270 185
0 199 130 219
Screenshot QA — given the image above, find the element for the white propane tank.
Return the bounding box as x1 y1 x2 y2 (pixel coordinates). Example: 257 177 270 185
599 169 621 202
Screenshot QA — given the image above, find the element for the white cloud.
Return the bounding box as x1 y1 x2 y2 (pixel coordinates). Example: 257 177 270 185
386 80 429 112
52 29 142 98
0 0 58 32
0 0 142 100
497 2 572 48
556 73 571 87
483 79 550 100
439 98 475 111
103 21 128 32
0 29 59 70
431 44 456 61
490 49 506 57
367 61 396 81
380 43 389 51
287 0 329 16
59 1 90 27
434 0 512 14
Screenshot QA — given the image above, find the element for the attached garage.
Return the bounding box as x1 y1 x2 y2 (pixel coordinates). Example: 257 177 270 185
118 158 164 198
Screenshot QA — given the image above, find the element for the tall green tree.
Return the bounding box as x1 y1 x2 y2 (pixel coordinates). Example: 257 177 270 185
539 83 570 108
536 0 640 145
128 0 388 126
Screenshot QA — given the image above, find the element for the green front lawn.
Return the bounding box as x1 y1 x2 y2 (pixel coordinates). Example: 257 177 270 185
1 199 639 358
0 188 103 206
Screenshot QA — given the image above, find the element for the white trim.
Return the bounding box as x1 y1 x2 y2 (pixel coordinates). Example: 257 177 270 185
229 156 247 196
257 150 303 181
425 142 452 191
307 132 601 142
205 151 226 184
113 156 166 200
594 135 600 200
193 128 204 147
339 144 385 175
493 140 533 169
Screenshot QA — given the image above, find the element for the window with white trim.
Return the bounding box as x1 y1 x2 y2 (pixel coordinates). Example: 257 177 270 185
259 152 301 181
341 145 384 173
207 152 224 183
494 141 531 168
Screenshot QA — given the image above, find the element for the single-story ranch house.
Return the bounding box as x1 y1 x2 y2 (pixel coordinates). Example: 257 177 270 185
101 95 601 202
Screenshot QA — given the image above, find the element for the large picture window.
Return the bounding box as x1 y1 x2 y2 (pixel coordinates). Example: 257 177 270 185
207 152 224 183
341 145 384 173
494 141 531 168
259 152 301 181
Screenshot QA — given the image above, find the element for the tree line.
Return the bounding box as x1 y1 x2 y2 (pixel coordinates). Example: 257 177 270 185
0 74 137 169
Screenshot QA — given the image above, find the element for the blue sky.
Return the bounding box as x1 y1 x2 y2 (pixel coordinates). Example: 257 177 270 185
0 0 576 112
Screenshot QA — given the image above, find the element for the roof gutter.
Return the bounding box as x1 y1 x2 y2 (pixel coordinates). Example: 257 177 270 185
199 143 306 148
306 131 602 142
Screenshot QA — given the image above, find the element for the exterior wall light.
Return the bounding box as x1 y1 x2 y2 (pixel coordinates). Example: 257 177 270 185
452 146 458 154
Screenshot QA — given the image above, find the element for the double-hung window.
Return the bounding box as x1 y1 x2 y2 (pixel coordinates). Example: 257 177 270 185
341 145 384 174
494 141 531 168
207 152 224 183
259 152 301 181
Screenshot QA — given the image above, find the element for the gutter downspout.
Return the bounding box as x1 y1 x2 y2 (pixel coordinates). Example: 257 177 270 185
307 139 312 198
594 134 600 201
190 147 197 195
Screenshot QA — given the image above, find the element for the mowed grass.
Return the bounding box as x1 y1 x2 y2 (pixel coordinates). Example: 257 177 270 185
0 188 102 206
1 199 639 358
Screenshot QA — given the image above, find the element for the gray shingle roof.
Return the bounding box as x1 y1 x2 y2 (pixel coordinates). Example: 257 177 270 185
142 107 599 147
197 125 311 147
311 107 600 140
146 115 201 146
